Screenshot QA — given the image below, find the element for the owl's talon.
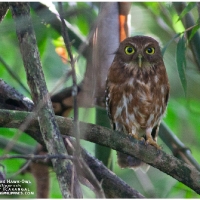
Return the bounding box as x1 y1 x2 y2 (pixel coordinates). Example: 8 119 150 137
133 135 139 140
145 138 161 149
140 137 145 142
129 132 140 140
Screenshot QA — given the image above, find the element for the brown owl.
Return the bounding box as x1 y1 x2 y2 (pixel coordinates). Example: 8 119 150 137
106 36 169 171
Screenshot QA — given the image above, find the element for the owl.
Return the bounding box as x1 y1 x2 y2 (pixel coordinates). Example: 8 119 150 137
106 36 169 171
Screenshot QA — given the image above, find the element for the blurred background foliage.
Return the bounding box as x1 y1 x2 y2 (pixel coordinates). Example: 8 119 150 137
0 2 200 198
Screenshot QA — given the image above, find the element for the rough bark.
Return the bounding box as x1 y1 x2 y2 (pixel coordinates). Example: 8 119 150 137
0 109 200 195
9 2 82 198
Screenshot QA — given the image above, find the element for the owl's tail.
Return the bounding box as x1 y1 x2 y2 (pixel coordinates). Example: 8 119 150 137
117 151 150 173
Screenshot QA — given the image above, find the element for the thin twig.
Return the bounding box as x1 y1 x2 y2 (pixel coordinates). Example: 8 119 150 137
65 137 106 198
70 164 75 198
9 159 32 179
0 56 30 95
58 4 85 198
49 70 72 96
58 2 80 153
0 154 74 161
2 100 46 155
58 4 106 198
2 111 37 155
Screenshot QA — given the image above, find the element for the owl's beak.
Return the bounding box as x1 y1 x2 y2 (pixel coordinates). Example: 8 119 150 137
138 54 142 68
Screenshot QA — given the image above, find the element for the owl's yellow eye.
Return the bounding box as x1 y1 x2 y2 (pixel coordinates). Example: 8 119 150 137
124 46 135 55
145 47 155 55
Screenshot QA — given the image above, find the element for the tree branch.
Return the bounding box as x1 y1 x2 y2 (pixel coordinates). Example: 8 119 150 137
73 138 145 198
159 123 200 171
0 109 200 194
0 79 33 111
1 78 200 196
9 2 80 198
57 3 106 198
0 135 144 198
0 2 9 22
58 2 79 150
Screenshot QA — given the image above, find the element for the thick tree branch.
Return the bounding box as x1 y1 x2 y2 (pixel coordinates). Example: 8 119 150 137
1 79 200 196
0 79 33 111
0 135 144 198
0 109 200 195
0 2 9 22
0 81 144 198
9 2 80 198
93 2 120 106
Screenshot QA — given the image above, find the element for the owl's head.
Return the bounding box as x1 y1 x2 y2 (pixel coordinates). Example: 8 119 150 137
115 36 163 68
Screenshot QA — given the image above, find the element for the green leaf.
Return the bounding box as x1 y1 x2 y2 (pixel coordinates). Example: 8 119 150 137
188 22 200 41
176 36 187 96
177 2 196 22
162 33 180 56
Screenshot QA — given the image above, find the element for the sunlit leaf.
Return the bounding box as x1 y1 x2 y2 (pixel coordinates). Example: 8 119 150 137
176 36 187 96
52 37 65 47
177 2 196 22
143 2 160 15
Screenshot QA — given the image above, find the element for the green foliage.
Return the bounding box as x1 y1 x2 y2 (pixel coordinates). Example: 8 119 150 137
176 35 187 96
177 2 196 22
0 2 200 198
162 33 180 55
188 21 200 41
0 128 37 198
